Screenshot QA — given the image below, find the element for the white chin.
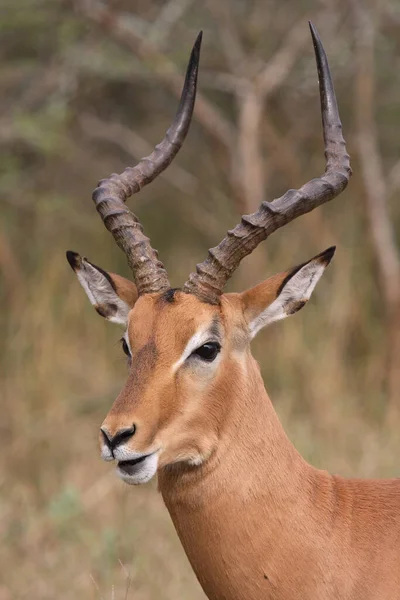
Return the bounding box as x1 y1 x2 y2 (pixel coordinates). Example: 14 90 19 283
116 452 159 485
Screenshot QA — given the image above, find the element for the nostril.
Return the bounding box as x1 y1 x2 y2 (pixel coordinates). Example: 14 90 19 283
100 427 112 448
114 426 136 447
101 425 136 451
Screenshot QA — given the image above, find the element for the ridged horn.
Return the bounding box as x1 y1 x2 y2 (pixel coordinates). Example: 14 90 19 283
92 32 202 295
183 24 351 304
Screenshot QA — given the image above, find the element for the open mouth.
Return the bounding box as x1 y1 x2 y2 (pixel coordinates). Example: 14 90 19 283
115 449 160 485
118 454 150 476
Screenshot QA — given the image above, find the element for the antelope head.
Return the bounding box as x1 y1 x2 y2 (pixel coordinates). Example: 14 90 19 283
67 25 351 485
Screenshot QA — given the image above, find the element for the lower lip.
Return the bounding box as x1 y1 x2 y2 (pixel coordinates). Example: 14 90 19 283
118 454 149 475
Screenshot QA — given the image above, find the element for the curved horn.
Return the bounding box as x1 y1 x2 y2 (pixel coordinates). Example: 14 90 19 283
183 23 351 304
92 32 202 296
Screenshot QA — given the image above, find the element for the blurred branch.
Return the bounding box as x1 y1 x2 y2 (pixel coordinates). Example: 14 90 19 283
262 117 302 181
202 5 330 276
206 0 265 214
80 113 199 196
352 0 400 418
75 0 236 152
207 7 324 214
200 70 247 94
80 113 221 238
206 0 247 77
388 159 400 196
236 86 265 211
148 0 196 49
75 0 328 222
353 4 400 308
75 0 339 280
255 16 319 97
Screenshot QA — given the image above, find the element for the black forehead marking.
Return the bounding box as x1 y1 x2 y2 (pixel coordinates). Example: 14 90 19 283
112 338 158 413
130 339 158 386
135 339 157 369
159 288 181 304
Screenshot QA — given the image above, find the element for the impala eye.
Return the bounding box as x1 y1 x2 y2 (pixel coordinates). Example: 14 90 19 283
120 337 131 357
193 342 221 362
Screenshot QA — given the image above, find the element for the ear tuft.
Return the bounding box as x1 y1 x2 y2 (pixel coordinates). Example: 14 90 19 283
66 252 138 326
315 245 336 266
66 250 82 271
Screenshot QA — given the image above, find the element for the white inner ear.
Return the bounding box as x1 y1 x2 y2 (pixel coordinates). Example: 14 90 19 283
75 260 131 326
248 259 327 338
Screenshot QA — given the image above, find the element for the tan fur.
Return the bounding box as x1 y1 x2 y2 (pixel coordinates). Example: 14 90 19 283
241 270 293 324
109 272 138 307
98 273 400 600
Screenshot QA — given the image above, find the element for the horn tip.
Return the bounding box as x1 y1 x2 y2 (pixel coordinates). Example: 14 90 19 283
308 21 317 36
308 21 321 46
192 31 203 61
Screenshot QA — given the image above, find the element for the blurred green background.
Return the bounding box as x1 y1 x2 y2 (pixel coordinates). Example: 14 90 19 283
1 0 400 598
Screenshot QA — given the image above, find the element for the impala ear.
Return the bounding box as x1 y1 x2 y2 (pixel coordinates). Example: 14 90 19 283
241 247 335 339
66 251 138 326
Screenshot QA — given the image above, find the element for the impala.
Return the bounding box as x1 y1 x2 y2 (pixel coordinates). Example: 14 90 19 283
67 24 400 600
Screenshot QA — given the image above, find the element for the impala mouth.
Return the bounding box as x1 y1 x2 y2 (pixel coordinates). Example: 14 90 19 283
116 451 159 485
118 454 149 475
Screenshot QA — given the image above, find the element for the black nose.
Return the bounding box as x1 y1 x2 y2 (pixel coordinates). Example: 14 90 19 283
101 425 136 451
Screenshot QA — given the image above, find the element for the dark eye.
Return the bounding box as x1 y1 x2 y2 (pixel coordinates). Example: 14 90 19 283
193 342 221 362
120 338 131 357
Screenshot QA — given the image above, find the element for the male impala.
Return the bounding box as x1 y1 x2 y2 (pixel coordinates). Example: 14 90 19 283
67 24 400 600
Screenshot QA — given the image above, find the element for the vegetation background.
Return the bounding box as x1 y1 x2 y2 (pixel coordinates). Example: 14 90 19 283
1 0 400 598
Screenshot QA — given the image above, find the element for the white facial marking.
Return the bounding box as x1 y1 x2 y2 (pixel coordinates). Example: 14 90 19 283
101 444 114 462
249 259 327 338
112 444 149 462
188 455 204 466
171 327 215 372
117 452 159 485
100 438 160 485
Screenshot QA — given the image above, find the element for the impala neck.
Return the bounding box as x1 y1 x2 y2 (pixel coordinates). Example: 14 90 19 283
158 354 315 600
160 353 309 501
